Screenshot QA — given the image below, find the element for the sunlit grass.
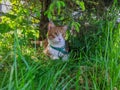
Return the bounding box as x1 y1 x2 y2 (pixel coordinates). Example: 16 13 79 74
0 6 120 90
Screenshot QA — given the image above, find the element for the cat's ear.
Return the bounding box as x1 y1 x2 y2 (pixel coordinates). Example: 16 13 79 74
48 21 55 30
63 25 68 31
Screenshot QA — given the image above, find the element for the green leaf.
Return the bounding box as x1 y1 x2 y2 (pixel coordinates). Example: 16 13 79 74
47 12 52 19
56 1 65 15
79 1 85 11
49 3 54 11
60 1 65 7
44 1 66 18
72 22 81 32
36 12 40 17
57 1 61 15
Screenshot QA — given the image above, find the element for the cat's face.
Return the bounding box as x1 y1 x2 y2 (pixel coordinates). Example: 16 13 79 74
47 21 67 44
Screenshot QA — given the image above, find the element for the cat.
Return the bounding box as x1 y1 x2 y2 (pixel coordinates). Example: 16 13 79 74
43 21 69 60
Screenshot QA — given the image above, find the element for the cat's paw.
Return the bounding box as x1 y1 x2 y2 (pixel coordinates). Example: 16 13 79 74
62 55 69 61
52 56 59 60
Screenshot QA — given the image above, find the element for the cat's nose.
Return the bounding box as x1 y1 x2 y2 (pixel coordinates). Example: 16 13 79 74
59 38 61 41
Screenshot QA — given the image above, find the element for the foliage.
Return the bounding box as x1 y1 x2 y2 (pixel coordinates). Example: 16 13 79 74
0 0 120 90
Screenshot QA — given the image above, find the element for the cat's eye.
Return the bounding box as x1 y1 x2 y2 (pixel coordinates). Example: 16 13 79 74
55 32 59 36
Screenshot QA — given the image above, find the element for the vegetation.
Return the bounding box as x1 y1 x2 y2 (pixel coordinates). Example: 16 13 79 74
0 0 120 90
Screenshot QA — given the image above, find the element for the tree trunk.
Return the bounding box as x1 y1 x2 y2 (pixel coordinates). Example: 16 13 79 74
39 0 51 40
0 4 2 22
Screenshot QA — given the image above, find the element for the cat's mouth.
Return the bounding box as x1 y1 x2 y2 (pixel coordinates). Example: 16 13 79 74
51 39 62 44
48 38 64 44
53 40 61 43
51 38 62 43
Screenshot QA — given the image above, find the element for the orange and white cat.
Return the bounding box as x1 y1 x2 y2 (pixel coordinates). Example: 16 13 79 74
43 21 69 60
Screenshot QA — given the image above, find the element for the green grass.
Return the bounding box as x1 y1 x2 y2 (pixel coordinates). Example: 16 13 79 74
0 7 120 90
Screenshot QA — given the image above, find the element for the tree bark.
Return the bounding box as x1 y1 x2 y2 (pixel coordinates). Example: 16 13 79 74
0 4 2 22
39 0 51 40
